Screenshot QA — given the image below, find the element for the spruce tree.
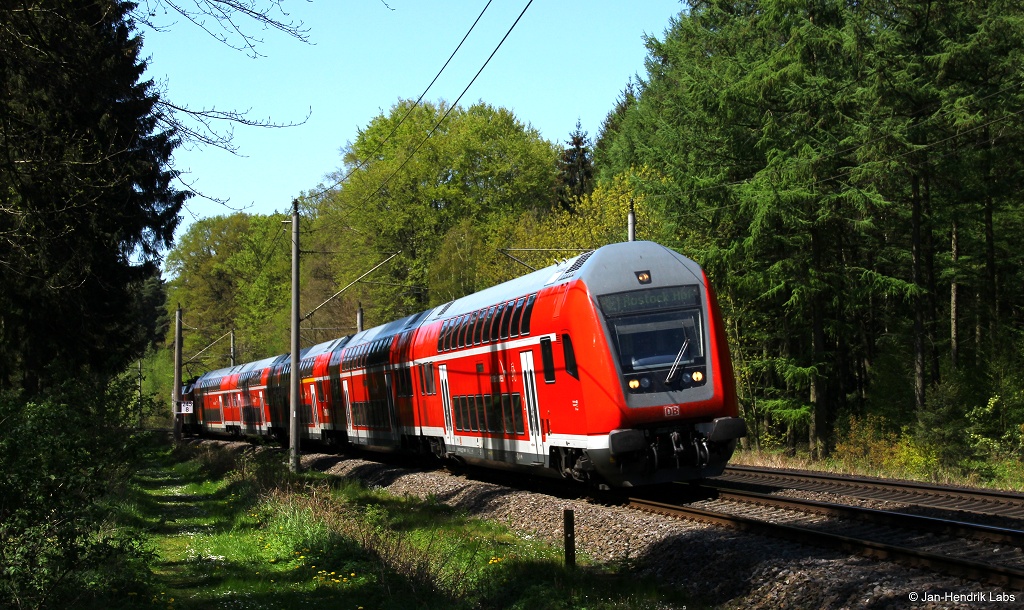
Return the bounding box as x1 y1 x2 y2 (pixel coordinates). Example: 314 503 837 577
0 0 188 392
556 120 595 211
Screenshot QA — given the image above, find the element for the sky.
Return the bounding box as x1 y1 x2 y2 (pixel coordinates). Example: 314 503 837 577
141 1 684 240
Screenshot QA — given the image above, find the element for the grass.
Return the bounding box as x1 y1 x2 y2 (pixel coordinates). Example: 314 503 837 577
100 441 690 610
731 444 1024 491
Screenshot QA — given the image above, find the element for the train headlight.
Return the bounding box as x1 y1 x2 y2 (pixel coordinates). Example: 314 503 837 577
639 376 652 389
692 370 704 383
628 379 640 390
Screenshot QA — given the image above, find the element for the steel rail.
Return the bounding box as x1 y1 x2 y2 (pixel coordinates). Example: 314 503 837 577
705 485 1024 546
721 465 1024 516
629 497 1024 589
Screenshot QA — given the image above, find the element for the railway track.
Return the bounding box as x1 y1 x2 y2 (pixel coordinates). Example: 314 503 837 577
628 466 1024 588
718 464 1024 521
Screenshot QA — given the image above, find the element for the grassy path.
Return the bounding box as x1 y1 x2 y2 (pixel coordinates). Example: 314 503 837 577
129 446 386 610
122 443 687 610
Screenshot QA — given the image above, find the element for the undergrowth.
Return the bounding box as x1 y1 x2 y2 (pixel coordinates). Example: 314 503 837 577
98 440 689 610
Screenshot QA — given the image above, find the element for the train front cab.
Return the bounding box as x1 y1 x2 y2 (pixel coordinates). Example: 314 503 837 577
565 242 746 487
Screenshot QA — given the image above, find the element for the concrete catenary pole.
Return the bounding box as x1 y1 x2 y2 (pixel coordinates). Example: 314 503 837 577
289 199 301 473
628 199 636 242
172 304 183 442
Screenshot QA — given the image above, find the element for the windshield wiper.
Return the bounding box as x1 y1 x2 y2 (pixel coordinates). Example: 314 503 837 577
664 338 690 384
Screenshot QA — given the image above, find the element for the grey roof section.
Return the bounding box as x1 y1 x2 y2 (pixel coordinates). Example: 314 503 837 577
192 241 703 384
575 241 705 300
425 241 703 322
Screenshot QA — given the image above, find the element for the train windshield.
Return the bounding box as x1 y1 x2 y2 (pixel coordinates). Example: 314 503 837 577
598 286 704 374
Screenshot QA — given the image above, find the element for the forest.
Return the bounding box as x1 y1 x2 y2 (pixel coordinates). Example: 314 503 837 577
3 1 1024 607
163 0 1024 485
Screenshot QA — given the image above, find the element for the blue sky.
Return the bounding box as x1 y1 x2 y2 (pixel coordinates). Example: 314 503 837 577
141 1 684 239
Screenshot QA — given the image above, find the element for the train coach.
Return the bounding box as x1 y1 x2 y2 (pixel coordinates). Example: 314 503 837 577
182 241 746 487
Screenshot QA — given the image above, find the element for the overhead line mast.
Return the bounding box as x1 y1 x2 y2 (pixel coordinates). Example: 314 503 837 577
289 199 301 473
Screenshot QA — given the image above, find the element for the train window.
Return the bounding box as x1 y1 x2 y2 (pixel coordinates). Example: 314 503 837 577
454 396 464 431
482 306 497 343
501 394 514 435
443 319 454 352
499 300 514 340
447 317 459 351
458 312 473 348
562 334 579 379
473 310 483 343
453 316 465 349
540 337 556 383
606 307 705 374
490 302 506 342
440 319 452 352
468 312 479 346
485 394 502 433
521 294 537 335
463 396 474 432
510 393 525 435
397 366 413 397
447 316 459 350
421 363 436 395
469 395 482 432
508 297 525 338
452 315 465 349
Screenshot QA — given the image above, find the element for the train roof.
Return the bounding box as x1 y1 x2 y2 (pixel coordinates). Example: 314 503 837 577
187 242 704 384
423 241 703 322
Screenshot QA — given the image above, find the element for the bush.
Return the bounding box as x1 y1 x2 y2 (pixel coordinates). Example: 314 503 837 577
832 414 936 479
0 382 152 609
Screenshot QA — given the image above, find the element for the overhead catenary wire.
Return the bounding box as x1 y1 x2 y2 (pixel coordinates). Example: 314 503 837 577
349 0 534 212
302 251 403 321
308 0 495 202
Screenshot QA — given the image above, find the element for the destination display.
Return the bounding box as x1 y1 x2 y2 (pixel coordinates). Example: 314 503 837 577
598 285 701 316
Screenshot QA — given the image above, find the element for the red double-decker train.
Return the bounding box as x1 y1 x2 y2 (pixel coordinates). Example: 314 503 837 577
181 241 745 487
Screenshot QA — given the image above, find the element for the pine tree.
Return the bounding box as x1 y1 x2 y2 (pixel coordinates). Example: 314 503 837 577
0 0 188 392
555 120 595 211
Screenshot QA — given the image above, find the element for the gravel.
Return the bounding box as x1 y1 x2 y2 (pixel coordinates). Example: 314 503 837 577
296 451 1021 609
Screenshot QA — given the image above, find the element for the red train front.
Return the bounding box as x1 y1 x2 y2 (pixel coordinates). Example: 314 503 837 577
182 241 746 487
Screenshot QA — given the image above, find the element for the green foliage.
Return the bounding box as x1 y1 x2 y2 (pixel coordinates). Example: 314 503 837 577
0 382 154 609
165 212 291 369
0 0 187 392
134 443 688 610
833 415 937 479
555 121 595 211
317 99 559 323
594 0 1024 459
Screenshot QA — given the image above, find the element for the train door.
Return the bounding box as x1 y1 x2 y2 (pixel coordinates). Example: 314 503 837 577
308 381 320 433
519 351 546 465
384 373 399 441
438 364 455 450
252 389 266 435
343 379 363 445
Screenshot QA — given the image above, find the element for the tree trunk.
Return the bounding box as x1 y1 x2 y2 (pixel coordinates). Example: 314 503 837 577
912 173 926 412
809 229 829 460
950 217 959 370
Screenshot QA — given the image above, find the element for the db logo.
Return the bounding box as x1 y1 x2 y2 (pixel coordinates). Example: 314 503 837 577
664 405 680 417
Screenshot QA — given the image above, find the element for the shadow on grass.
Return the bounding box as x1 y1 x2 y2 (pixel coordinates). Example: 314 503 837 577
111 442 694 610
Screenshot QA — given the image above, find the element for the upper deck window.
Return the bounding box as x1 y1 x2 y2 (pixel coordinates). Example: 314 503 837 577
520 294 536 335
508 297 525 338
